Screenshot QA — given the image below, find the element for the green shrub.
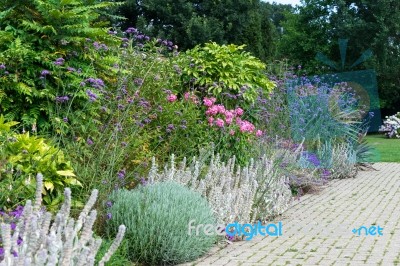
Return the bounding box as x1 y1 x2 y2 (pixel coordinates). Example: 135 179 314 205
107 181 217 265
0 116 79 210
176 42 275 105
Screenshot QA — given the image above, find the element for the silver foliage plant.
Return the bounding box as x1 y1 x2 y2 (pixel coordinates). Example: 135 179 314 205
148 153 293 225
0 174 126 266
330 143 358 179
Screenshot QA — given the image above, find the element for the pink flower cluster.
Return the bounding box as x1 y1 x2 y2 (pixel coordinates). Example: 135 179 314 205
167 94 177 102
203 97 263 137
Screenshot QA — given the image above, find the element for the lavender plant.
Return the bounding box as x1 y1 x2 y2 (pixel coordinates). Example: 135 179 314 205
0 174 125 266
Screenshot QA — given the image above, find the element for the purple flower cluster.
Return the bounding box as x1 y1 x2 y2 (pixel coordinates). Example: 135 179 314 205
158 39 176 50
0 206 24 260
41 70 50 76
86 89 98 102
140 177 148 186
53 58 65 66
320 169 331 179
166 124 175 133
117 169 126 179
302 151 321 167
85 78 105 90
55 95 69 103
93 42 109 51
124 27 151 46
138 99 150 108
125 27 138 34
134 78 143 87
87 138 94 145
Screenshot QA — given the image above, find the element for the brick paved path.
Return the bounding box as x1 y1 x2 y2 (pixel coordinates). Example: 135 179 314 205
184 163 400 266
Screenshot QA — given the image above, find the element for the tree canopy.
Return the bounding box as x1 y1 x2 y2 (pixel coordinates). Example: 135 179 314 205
113 0 276 61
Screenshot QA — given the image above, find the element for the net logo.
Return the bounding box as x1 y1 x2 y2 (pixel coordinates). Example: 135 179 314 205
352 225 383 236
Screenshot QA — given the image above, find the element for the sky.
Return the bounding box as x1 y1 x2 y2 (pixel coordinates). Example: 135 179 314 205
265 0 302 6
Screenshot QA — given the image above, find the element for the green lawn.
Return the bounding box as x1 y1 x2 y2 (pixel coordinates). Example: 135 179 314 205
365 134 400 162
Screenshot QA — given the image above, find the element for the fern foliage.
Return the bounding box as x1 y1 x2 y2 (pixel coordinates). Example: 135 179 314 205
0 0 122 133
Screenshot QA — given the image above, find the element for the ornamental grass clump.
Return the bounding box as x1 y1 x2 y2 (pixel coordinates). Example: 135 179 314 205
106 181 217 265
0 174 125 266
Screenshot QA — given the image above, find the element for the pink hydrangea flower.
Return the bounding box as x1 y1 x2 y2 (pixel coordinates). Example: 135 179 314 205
256 130 263 137
215 118 225 128
208 117 214 125
235 107 244 116
167 94 177 102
